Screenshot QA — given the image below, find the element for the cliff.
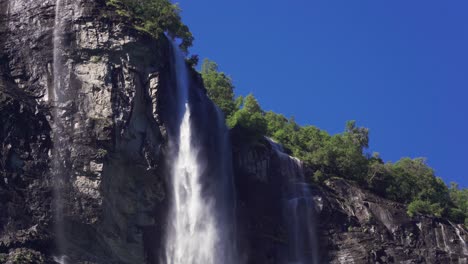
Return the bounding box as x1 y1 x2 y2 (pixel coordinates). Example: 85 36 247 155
0 0 467 263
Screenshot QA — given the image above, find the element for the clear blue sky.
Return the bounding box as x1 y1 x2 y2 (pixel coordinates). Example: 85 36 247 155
176 0 468 187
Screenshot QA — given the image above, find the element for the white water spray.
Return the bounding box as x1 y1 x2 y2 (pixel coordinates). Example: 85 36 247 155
452 223 468 256
165 104 219 264
439 223 452 254
163 41 235 264
53 255 69 264
52 0 64 102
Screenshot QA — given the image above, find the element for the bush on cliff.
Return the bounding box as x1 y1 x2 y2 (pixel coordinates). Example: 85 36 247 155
227 94 267 142
407 200 443 217
106 0 193 51
201 59 237 118
450 183 468 225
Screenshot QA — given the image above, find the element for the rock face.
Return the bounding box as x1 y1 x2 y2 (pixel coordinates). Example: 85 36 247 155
0 0 467 263
321 179 468 264
1 0 182 262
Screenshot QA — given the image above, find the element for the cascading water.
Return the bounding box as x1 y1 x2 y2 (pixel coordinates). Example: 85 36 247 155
457 228 468 256
52 0 64 103
163 40 236 264
439 223 452 254
267 138 319 264
52 0 70 262
451 223 468 256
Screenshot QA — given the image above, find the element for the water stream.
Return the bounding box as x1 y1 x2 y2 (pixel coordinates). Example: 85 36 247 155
267 138 319 264
163 40 236 264
52 0 70 262
452 223 468 256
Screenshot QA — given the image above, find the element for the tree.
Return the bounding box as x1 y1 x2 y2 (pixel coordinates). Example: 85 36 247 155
345 120 369 149
449 183 468 224
242 94 262 114
407 200 443 217
201 59 237 118
106 0 193 50
228 94 267 140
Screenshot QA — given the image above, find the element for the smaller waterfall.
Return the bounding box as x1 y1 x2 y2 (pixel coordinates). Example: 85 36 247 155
52 0 64 102
452 223 468 256
439 223 453 254
267 138 318 264
52 0 71 262
53 256 69 264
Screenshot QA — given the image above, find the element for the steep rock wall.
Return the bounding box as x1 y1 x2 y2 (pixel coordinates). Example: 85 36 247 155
1 0 181 262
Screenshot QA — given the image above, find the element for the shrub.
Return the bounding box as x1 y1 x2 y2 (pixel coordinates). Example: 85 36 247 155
201 59 237 117
448 208 466 223
312 170 328 184
407 200 443 217
227 94 267 142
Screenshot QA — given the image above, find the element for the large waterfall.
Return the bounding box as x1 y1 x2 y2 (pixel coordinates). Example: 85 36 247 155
268 138 319 264
163 41 236 264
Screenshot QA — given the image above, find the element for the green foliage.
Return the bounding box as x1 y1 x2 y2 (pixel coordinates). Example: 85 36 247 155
407 200 443 217
448 208 466 223
201 59 237 117
95 149 109 159
90 55 101 63
312 170 327 184
449 183 468 223
385 158 450 205
106 0 193 50
227 94 267 141
263 115 370 183
366 155 393 195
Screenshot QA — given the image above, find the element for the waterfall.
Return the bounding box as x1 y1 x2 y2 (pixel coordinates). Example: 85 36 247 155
456 227 468 256
439 223 452 254
451 222 468 256
52 0 63 102
163 40 236 264
267 138 319 264
52 0 70 262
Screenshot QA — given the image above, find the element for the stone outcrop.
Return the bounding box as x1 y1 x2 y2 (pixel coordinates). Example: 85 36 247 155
0 0 467 263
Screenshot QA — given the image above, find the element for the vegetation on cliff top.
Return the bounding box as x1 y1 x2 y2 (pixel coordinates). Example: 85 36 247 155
201 58 468 226
105 0 193 51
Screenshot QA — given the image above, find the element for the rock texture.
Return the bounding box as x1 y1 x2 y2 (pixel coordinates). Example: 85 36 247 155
0 0 467 263
321 179 468 264
1 0 177 262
